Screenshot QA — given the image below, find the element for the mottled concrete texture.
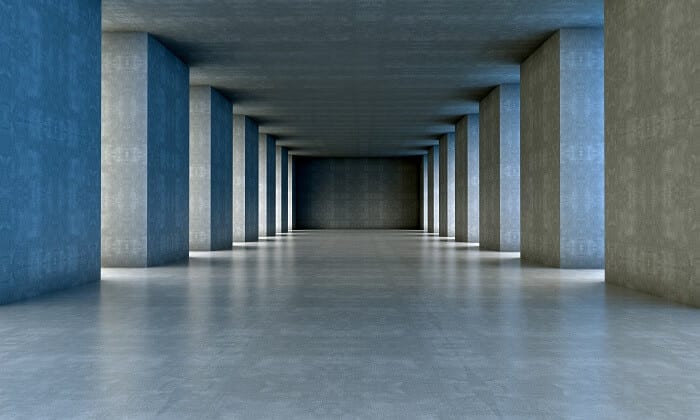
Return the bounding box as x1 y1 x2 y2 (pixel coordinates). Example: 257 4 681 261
479 85 521 251
455 115 480 243
0 0 101 303
102 33 189 267
288 154 294 230
420 155 428 230
521 29 604 269
439 133 455 237
276 146 288 233
427 146 439 233
258 134 276 236
605 1 700 305
232 115 259 242
295 158 420 229
189 86 232 251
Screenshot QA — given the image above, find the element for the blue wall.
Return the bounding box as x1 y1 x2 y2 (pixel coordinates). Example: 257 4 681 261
210 89 233 250
0 0 101 303
146 36 190 265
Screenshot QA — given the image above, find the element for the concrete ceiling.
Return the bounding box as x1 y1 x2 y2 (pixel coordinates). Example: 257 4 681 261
102 0 602 156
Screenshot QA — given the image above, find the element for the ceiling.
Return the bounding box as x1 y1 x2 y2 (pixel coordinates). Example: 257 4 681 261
102 0 602 156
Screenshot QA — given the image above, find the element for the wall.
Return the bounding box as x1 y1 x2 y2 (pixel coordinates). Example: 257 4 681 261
295 158 420 229
605 1 700 305
0 0 101 303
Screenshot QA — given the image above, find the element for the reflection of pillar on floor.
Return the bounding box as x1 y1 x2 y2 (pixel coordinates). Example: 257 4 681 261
521 29 604 268
479 84 520 252
276 146 288 234
232 115 259 242
455 115 479 243
439 133 455 237
189 86 233 251
102 32 189 266
258 134 276 237
427 145 439 233
420 155 428 230
1 0 101 303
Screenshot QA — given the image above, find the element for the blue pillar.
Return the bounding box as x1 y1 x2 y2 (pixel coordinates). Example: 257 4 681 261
479 84 520 251
258 134 276 237
102 33 189 267
420 155 428 230
232 115 259 242
455 115 479 243
427 145 439 233
189 86 233 251
439 133 455 237
0 0 101 303
521 29 604 268
276 146 289 233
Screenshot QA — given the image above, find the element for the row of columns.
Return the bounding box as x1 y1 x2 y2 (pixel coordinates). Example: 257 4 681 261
423 29 604 269
100 32 294 267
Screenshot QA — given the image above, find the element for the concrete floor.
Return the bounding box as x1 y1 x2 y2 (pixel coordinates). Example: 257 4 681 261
1 230 699 419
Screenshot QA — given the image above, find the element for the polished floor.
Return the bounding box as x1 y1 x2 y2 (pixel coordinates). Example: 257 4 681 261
1 230 699 419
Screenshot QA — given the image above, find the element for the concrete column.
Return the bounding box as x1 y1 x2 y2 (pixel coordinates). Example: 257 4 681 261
479 84 520 251
189 86 233 251
521 29 604 268
276 146 289 233
102 33 189 266
605 1 700 305
232 115 259 242
0 0 101 303
427 145 439 233
420 155 428 230
439 133 455 237
455 115 479 243
288 154 294 231
258 134 276 236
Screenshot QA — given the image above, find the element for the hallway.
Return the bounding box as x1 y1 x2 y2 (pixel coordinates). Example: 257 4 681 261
1 230 699 419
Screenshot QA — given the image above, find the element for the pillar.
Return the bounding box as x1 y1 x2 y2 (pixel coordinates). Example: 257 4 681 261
605 0 700 305
420 155 428 230
479 84 520 251
0 0 101 303
189 86 233 251
102 33 189 266
288 153 295 231
258 134 276 237
232 115 258 242
455 115 480 243
439 133 455 237
521 29 604 268
427 145 439 233
276 146 288 233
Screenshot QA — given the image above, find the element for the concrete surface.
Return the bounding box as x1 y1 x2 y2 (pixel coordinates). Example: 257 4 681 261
233 115 259 242
479 85 521 252
189 86 233 251
427 145 439 233
521 29 604 269
295 158 420 229
288 154 295 230
455 115 480 243
102 33 189 267
439 133 455 237
420 155 428 230
259 134 276 237
276 146 288 234
0 0 101 304
605 0 700 306
2 230 700 419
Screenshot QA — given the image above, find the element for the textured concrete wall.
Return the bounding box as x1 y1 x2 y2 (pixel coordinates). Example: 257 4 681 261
288 154 294 231
606 1 700 305
102 33 189 266
455 116 480 242
258 134 276 236
479 85 520 251
0 0 101 303
439 133 455 237
276 146 288 233
427 146 439 233
521 29 604 268
420 155 428 230
295 158 420 229
189 86 232 251
233 115 259 242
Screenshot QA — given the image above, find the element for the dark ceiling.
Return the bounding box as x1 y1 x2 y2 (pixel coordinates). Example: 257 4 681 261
102 0 603 156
